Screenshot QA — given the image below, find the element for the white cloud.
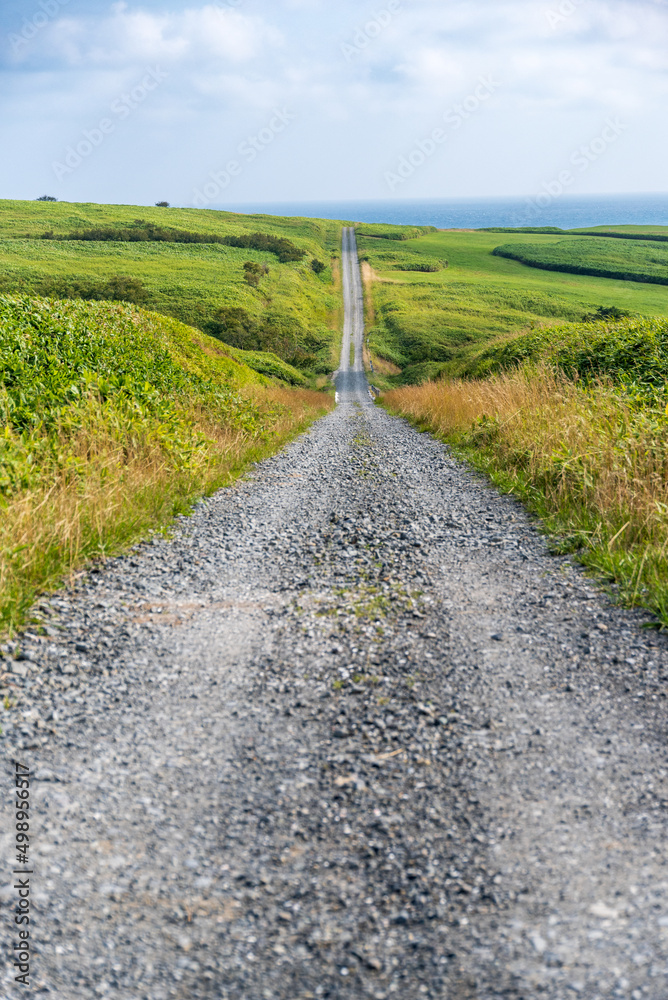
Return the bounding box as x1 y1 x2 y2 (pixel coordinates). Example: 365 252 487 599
7 3 283 69
1 0 667 202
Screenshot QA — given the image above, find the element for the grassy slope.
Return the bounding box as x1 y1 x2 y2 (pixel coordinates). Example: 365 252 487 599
0 293 333 631
0 199 346 244
493 237 668 284
463 313 668 395
0 200 346 378
571 224 668 238
360 229 668 384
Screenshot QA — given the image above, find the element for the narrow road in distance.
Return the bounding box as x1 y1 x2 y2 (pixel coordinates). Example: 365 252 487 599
340 227 366 371
1 231 668 1000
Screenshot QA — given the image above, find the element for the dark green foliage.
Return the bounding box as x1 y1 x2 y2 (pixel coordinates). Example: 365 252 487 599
311 259 326 274
36 195 57 202
582 305 631 322
203 305 329 372
0 272 150 306
155 201 170 208
479 227 564 233
575 230 668 243
355 225 437 241
396 261 444 273
203 307 256 346
492 239 668 286
41 221 306 263
221 232 305 263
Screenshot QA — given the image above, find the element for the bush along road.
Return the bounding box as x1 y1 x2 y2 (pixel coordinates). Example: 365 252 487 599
1 230 668 999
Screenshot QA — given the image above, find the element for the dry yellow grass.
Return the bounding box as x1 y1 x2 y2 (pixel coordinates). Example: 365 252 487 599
0 386 332 632
360 261 403 285
384 368 668 624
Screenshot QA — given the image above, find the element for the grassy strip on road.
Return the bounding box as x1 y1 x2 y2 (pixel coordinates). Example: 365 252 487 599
383 369 668 627
0 295 333 632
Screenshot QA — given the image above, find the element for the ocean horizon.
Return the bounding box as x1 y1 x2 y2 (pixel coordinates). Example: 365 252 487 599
208 193 668 231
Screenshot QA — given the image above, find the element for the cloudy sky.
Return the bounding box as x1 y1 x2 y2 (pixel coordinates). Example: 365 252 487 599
1 0 667 207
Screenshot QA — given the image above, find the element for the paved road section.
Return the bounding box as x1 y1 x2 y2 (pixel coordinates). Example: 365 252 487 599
1 233 668 999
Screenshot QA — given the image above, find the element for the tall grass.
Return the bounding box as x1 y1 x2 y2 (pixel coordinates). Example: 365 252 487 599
0 295 333 631
0 385 331 632
384 368 668 625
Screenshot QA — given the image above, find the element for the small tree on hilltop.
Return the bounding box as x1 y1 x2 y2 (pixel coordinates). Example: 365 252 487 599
155 201 170 208
36 195 57 202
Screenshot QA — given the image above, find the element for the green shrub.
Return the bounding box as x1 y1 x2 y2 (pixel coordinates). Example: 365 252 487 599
479 227 564 234
581 305 631 322
575 230 668 244
41 222 306 263
0 272 150 306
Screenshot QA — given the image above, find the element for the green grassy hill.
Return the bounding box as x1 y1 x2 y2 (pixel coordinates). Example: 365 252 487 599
492 237 668 285
359 227 668 384
0 200 347 379
0 292 332 630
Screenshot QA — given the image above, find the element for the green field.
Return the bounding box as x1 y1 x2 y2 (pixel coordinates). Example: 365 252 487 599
0 200 352 379
492 237 668 285
359 228 668 384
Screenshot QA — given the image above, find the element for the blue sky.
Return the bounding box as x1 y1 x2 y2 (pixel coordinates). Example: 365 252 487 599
1 0 667 207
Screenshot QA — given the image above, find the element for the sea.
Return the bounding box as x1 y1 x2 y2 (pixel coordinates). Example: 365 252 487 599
215 193 668 230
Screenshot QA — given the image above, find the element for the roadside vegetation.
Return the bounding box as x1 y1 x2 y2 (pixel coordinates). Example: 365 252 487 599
358 228 668 387
0 294 333 631
382 293 668 625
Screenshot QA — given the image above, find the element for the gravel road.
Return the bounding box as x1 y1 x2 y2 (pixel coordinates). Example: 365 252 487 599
2 230 668 999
